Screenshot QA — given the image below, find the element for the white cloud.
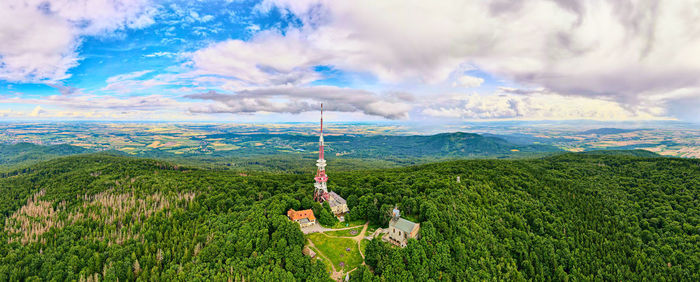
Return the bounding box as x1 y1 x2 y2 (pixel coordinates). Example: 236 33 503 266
29 106 45 117
452 75 484 88
237 0 700 120
191 29 325 86
0 93 187 112
422 89 669 121
143 52 177 58
106 70 154 84
0 0 156 83
185 86 413 119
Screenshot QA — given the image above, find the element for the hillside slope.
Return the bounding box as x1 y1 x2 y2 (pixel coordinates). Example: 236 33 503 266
0 153 697 281
0 143 91 169
202 131 562 159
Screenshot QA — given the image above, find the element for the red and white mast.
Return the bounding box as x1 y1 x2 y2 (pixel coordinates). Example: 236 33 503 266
313 103 329 202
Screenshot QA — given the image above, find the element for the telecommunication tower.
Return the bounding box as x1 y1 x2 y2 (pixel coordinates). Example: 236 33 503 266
313 103 329 202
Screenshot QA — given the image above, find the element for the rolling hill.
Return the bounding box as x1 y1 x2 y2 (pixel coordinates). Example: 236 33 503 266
1 132 562 171
0 143 91 170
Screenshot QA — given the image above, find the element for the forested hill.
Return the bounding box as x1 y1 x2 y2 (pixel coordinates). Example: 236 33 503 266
580 149 661 158
204 131 562 158
0 143 91 169
0 153 698 281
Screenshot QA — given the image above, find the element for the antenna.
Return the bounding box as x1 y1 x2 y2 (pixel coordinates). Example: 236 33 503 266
314 102 328 202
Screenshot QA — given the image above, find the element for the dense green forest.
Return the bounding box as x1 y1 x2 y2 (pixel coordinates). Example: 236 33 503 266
202 132 561 159
0 152 697 281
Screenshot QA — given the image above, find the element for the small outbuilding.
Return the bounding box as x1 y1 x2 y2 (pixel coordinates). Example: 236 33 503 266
287 209 316 228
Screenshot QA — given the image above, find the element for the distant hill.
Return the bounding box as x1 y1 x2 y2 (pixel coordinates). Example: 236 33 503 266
0 133 563 172
205 131 562 159
333 132 562 158
580 149 661 158
579 128 643 135
0 143 91 169
480 133 576 145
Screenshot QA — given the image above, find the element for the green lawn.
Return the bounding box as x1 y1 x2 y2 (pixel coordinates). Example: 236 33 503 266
307 233 363 273
331 219 365 229
325 226 362 237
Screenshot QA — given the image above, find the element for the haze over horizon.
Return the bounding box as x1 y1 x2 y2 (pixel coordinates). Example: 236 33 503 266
1 0 699 123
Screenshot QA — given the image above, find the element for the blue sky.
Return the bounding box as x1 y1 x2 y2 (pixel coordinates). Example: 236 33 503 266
0 0 698 122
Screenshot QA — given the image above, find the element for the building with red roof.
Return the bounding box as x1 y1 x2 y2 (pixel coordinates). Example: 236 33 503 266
287 209 316 227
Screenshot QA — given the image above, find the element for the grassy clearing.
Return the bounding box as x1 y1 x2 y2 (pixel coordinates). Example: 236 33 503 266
332 219 365 229
325 226 363 237
307 233 363 273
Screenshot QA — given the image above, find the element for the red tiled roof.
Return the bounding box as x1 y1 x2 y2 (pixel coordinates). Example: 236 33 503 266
287 209 316 221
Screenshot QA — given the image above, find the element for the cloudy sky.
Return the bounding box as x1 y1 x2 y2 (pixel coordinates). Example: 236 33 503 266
1 0 699 122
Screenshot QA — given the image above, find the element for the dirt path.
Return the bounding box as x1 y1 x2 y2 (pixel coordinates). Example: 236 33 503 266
356 223 368 259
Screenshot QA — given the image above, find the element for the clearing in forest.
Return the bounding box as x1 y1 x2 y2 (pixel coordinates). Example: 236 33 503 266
305 222 371 279
307 233 363 273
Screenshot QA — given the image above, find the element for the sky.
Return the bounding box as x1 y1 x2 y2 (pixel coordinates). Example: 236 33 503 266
0 0 699 123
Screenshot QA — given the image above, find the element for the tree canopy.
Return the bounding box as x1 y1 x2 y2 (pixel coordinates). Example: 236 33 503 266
0 152 697 281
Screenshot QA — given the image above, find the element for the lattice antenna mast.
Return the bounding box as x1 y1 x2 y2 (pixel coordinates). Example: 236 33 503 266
313 103 329 202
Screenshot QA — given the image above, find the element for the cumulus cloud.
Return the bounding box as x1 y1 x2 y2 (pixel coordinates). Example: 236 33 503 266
235 0 700 119
452 75 484 88
191 29 326 86
423 89 668 121
0 0 156 83
29 106 45 117
184 86 413 119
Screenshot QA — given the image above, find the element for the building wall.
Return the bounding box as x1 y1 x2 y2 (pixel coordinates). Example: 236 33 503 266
409 224 420 239
330 203 348 215
388 226 408 246
295 219 315 228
